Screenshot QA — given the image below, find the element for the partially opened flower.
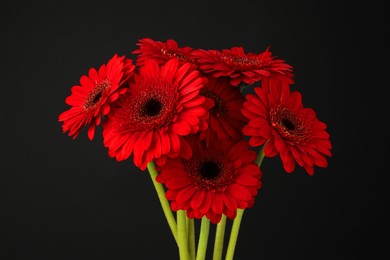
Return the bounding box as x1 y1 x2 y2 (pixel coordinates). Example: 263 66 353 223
156 133 262 224
193 46 294 87
58 54 135 140
242 78 332 175
132 38 196 67
102 58 209 170
200 76 248 140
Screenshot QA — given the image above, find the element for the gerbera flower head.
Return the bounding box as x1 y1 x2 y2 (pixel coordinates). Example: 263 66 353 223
102 58 209 170
242 78 332 175
200 76 248 140
156 133 262 224
193 46 294 87
132 38 196 67
58 54 135 140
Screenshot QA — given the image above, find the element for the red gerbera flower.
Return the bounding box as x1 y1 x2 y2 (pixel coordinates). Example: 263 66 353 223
132 38 196 67
241 78 332 175
102 58 209 170
200 76 248 140
193 46 294 87
156 134 262 224
58 54 135 140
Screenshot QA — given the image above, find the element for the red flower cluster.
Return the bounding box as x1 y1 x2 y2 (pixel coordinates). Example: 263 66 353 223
59 37 331 223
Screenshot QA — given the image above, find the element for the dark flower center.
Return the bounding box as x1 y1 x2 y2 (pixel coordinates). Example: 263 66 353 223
199 161 220 179
83 80 111 111
282 118 295 131
185 151 234 191
121 80 177 131
202 90 224 116
92 92 103 104
142 98 162 117
270 105 309 144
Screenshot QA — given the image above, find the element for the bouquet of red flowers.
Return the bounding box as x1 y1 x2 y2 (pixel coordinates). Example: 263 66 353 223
58 37 332 260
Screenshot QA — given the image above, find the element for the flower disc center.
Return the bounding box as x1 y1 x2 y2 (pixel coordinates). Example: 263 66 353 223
83 80 110 111
282 118 295 131
186 151 234 191
143 98 162 117
270 105 310 144
202 91 224 116
200 161 220 179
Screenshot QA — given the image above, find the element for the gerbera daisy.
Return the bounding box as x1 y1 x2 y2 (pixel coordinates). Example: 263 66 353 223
58 54 135 140
193 46 294 87
200 76 248 140
102 58 209 170
132 37 196 67
241 78 332 175
156 133 262 224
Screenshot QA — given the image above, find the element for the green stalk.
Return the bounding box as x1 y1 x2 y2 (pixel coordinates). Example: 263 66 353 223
196 217 210 260
212 215 227 260
225 145 266 260
254 145 265 166
147 161 178 244
225 209 244 260
178 210 189 260
188 217 196 260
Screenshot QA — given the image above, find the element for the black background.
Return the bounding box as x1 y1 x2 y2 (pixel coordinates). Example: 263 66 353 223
1 0 388 259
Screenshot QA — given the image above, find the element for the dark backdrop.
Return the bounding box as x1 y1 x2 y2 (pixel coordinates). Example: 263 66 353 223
1 0 388 259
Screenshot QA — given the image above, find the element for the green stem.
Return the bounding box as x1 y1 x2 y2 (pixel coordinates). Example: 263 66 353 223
225 146 266 260
212 215 227 260
187 217 196 260
178 210 190 260
225 209 244 260
147 161 178 244
196 217 210 260
255 144 265 166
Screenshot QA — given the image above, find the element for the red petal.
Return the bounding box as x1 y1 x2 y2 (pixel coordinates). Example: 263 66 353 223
179 137 192 159
170 133 180 154
177 186 197 203
174 63 191 84
264 140 278 157
211 193 224 214
87 125 96 140
228 183 252 201
141 59 160 78
249 117 269 128
190 190 205 209
249 136 267 147
160 130 171 155
280 151 295 173
161 58 179 83
274 134 289 154
172 120 191 135
80 75 94 90
222 193 237 211
199 192 212 214
234 174 260 187
166 177 192 189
